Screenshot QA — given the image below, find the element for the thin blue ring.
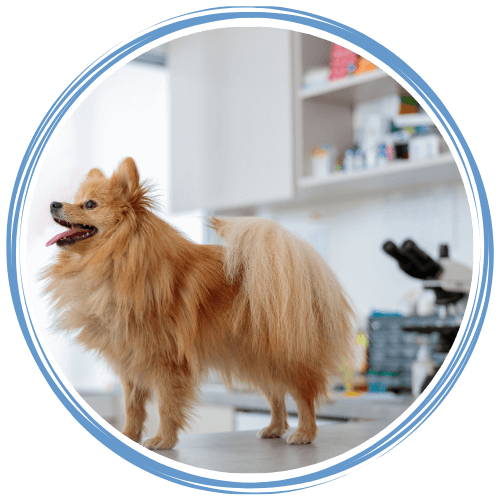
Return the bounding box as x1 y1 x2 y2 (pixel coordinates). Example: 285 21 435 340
6 6 493 494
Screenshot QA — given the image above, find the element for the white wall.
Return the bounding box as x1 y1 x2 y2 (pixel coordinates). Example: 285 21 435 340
26 61 203 392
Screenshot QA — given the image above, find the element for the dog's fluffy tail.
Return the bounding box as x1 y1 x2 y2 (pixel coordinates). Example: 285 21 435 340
211 216 357 380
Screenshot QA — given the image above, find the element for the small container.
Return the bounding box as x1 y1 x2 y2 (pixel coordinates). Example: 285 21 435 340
377 143 388 166
365 147 378 170
311 144 337 177
425 134 440 158
353 147 364 170
409 133 440 161
386 145 395 162
302 66 330 89
409 135 425 161
343 148 355 172
411 339 435 397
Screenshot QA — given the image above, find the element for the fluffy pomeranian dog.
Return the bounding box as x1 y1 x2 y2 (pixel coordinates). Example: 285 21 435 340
43 158 356 449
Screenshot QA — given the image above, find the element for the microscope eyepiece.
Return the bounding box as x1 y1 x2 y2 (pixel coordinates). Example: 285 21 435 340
382 240 400 258
382 239 443 280
401 240 443 279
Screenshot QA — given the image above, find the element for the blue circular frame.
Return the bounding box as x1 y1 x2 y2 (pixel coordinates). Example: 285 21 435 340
7 6 494 494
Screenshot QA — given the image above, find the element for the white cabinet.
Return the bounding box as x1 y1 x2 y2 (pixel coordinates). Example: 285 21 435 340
168 29 460 213
168 28 295 212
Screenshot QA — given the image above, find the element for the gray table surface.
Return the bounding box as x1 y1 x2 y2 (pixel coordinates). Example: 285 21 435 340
154 419 393 473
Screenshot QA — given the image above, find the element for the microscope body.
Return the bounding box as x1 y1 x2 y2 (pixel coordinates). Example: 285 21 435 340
381 240 472 395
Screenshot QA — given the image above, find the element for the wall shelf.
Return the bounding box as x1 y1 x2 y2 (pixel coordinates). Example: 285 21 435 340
295 152 459 201
298 69 400 106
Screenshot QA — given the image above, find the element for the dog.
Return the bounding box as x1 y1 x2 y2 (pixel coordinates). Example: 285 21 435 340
43 157 356 449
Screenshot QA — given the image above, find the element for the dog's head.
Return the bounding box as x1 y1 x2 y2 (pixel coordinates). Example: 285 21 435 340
47 157 151 250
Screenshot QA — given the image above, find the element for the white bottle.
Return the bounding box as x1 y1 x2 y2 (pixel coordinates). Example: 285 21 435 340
411 339 435 398
343 149 354 172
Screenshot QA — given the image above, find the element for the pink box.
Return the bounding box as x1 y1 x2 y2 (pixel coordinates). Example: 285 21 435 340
329 43 358 81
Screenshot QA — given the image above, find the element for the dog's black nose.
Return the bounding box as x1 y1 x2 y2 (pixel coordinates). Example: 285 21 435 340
50 201 63 211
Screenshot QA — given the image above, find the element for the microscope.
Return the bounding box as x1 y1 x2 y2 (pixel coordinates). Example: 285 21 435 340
382 239 472 392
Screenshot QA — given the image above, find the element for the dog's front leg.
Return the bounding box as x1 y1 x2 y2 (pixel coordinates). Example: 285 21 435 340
142 367 196 450
120 376 151 443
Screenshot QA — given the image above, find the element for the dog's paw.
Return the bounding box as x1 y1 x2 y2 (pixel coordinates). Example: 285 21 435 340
122 430 141 443
257 425 286 439
142 435 178 450
287 429 315 445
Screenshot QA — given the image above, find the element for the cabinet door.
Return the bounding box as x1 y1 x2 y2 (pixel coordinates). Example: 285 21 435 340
168 28 294 212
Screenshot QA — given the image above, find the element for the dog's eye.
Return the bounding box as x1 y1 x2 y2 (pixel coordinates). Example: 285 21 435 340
85 200 97 209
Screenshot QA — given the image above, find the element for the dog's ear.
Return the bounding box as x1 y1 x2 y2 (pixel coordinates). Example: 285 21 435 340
112 157 140 198
87 168 105 180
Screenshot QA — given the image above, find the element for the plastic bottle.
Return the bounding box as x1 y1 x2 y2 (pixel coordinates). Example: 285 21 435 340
343 149 354 172
411 338 435 397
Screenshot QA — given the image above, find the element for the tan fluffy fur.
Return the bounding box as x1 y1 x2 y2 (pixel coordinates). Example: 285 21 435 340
42 158 356 449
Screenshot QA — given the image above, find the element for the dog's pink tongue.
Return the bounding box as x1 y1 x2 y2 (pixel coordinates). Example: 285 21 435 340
46 227 78 247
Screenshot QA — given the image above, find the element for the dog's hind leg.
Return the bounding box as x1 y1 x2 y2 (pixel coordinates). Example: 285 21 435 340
257 389 289 439
121 377 151 443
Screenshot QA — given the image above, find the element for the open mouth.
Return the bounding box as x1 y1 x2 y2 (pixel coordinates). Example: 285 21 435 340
46 217 98 247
